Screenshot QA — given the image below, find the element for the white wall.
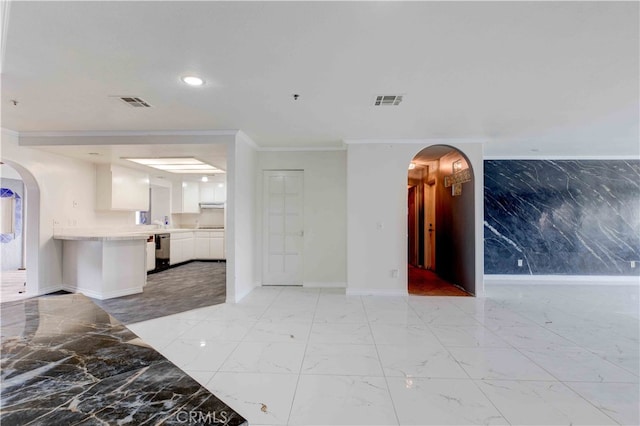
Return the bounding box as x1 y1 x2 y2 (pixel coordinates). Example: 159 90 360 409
346 140 485 296
257 150 347 287
226 132 258 302
1 130 137 295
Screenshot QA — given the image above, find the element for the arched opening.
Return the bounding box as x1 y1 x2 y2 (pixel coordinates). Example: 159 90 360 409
407 145 476 296
0 160 40 301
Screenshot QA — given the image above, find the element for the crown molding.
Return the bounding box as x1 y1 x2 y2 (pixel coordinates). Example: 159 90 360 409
343 138 487 145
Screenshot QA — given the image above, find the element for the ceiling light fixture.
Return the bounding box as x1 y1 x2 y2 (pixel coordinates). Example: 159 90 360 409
201 176 209 182
408 163 416 170
124 157 225 175
181 76 204 86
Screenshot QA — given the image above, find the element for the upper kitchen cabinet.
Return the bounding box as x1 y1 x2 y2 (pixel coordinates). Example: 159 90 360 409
95 164 149 211
199 175 226 203
171 181 200 214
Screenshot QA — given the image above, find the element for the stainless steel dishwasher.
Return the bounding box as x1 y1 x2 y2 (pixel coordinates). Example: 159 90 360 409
154 233 170 271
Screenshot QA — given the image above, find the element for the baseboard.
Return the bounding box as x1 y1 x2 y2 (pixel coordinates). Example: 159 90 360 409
229 283 257 303
346 288 408 297
38 285 65 296
303 281 347 288
485 274 640 286
69 286 144 300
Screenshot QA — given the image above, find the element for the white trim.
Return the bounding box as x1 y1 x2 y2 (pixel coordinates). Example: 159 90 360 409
343 138 487 145
229 282 257 303
485 274 640 286
303 281 347 288
235 130 260 150
18 129 239 138
1 128 19 137
66 285 145 300
36 285 64 297
259 146 346 152
346 288 408 297
484 155 640 160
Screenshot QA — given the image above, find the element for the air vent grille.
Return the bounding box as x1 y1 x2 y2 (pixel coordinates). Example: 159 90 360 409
119 97 152 108
374 95 403 106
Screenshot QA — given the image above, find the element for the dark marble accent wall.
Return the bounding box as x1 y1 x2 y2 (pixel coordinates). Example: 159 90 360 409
484 160 640 275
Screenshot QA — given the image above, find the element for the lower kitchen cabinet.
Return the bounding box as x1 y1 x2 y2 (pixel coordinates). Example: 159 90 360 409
170 232 194 265
194 230 225 260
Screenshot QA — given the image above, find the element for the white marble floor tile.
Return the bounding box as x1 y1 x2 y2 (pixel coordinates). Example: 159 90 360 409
219 341 306 374
203 304 268 322
288 375 398 425
364 307 423 325
429 325 510 348
369 323 442 347
377 343 468 379
243 321 312 343
386 377 508 425
490 325 576 348
158 338 239 371
309 322 374 344
361 296 409 313
520 346 639 383
418 312 484 327
260 306 316 323
178 319 254 341
472 309 539 329
312 304 368 323
126 317 200 341
476 380 617 425
301 343 383 376
207 372 298 426
566 382 640 426
448 347 557 380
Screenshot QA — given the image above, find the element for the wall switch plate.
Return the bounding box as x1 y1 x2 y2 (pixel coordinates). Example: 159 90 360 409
517 259 523 267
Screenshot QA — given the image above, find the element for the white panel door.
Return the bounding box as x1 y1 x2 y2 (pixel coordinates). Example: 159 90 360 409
263 171 304 285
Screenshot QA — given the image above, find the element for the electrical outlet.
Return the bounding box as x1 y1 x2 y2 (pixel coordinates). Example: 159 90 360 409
53 219 60 226
632 261 636 269
72 200 79 208
517 259 523 267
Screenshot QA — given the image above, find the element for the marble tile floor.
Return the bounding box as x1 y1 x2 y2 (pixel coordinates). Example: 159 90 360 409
93 261 227 324
127 283 640 426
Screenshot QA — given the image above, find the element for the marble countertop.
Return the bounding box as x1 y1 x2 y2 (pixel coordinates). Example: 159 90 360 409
0 294 247 425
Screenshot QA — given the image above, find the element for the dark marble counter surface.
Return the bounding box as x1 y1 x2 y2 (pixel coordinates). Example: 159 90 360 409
0 294 247 426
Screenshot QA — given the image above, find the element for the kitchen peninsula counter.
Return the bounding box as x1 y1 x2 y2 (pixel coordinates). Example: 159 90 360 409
0 293 246 425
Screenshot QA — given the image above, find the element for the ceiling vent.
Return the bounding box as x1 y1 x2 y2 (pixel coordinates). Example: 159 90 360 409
374 95 403 106
119 97 152 108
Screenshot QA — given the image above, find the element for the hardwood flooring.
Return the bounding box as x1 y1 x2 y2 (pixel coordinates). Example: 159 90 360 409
408 266 471 296
93 261 226 324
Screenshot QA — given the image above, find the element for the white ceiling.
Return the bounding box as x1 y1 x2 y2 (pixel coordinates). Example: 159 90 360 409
1 1 639 156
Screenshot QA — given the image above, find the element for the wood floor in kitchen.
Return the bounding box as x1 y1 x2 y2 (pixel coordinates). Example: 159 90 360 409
408 266 472 296
93 261 226 324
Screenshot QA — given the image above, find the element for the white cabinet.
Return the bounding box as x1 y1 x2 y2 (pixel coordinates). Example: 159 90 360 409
170 232 194 265
172 181 200 214
96 164 149 211
199 176 226 203
146 241 155 272
194 230 225 259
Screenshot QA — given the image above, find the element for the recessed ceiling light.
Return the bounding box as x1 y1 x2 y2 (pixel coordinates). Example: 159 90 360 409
182 76 204 86
201 176 209 182
408 163 416 170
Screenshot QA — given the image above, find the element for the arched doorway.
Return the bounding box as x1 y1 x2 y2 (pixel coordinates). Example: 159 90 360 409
0 160 40 301
407 145 475 296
